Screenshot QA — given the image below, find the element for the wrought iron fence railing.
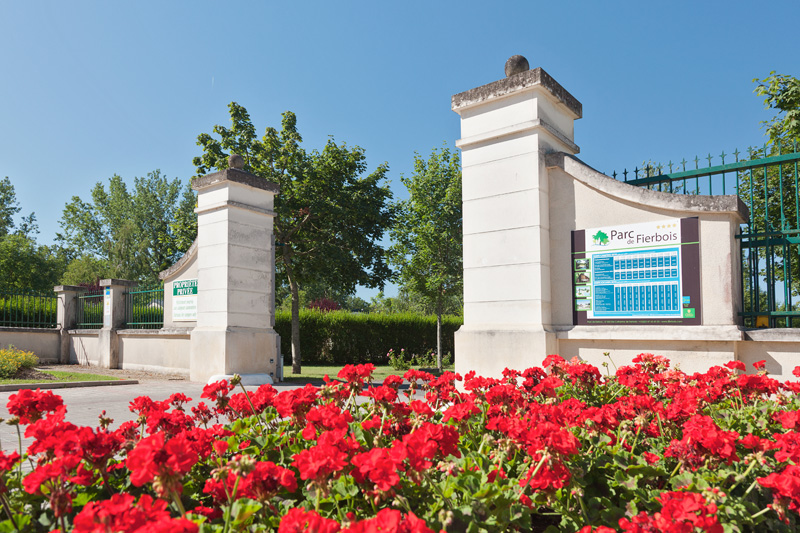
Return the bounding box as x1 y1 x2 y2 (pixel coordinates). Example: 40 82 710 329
613 141 800 328
76 289 104 329
124 285 164 329
0 288 58 328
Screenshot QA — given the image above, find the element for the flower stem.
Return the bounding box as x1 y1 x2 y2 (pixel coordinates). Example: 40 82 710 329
238 382 266 431
742 478 759 498
750 507 771 520
222 477 241 533
729 459 758 492
0 494 18 531
577 494 590 523
172 490 187 516
668 459 684 479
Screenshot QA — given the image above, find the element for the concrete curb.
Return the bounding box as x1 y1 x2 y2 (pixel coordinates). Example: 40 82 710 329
0 380 139 392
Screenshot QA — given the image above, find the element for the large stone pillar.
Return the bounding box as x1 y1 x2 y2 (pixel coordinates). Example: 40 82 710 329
451 56 582 378
189 155 281 384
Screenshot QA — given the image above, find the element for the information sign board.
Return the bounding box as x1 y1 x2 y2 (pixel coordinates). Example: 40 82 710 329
571 217 701 325
172 279 198 321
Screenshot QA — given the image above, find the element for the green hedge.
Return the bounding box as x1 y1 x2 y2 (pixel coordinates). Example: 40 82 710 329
274 310 463 365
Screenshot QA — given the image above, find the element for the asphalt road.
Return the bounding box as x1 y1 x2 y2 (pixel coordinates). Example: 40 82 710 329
0 380 306 453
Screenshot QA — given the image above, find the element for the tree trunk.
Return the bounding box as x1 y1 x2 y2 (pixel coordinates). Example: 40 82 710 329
436 300 443 373
283 247 302 375
290 277 301 374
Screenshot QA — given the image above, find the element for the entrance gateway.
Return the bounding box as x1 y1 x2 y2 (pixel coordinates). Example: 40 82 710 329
450 56 799 379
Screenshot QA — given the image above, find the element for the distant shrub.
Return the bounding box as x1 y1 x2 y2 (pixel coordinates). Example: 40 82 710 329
275 311 462 365
0 345 38 378
387 347 453 370
307 297 341 312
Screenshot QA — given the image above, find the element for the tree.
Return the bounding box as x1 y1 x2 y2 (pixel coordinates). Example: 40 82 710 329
56 171 196 285
390 146 462 372
0 177 21 237
60 255 112 286
193 103 395 374
0 235 64 291
755 73 800 141
370 288 462 316
0 177 66 290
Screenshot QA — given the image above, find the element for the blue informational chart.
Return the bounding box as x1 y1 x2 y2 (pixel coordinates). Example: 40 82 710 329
591 248 681 318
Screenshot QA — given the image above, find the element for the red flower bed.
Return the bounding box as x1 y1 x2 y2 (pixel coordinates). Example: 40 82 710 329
2 354 800 531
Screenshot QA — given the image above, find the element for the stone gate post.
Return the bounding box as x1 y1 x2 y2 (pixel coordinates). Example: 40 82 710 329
450 55 582 377
189 155 281 384
54 285 82 364
98 279 137 368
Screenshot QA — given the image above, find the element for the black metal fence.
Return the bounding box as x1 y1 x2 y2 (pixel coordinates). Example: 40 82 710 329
76 289 104 329
0 288 58 328
124 286 164 329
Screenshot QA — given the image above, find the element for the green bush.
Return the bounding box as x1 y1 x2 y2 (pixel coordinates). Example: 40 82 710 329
275 310 462 365
0 345 38 378
387 348 453 370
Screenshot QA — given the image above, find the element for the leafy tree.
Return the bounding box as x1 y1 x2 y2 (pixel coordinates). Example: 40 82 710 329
170 185 198 254
390 146 462 372
755 73 800 141
0 177 66 290
193 103 395 374
56 171 196 285
60 255 112 286
0 235 64 291
0 177 21 237
370 288 461 316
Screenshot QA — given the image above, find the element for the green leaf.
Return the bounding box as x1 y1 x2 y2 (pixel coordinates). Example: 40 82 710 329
231 498 263 526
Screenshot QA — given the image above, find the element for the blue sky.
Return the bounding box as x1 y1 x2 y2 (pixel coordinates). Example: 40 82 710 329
2 1 799 298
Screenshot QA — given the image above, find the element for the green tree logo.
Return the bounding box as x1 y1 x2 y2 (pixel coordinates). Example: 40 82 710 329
592 230 609 246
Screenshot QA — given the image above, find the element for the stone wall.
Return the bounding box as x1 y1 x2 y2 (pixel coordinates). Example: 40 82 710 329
0 328 59 363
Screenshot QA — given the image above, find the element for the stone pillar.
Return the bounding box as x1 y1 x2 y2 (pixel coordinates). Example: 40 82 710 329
98 279 137 368
54 285 82 364
451 56 582 378
189 155 281 384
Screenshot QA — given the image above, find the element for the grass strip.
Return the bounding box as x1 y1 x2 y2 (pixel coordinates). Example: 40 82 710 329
0 370 121 385
281 364 454 384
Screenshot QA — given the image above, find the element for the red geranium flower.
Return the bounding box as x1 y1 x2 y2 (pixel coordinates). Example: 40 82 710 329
7 388 64 424
342 509 436 533
72 493 198 533
126 431 199 497
278 507 341 533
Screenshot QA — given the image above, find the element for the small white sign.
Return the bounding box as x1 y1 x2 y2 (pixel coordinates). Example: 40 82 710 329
172 279 198 321
103 287 111 316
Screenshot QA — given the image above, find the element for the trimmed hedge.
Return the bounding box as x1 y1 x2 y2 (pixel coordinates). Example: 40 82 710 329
274 310 463 365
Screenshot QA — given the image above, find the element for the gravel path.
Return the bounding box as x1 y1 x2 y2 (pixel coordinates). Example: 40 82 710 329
36 364 189 383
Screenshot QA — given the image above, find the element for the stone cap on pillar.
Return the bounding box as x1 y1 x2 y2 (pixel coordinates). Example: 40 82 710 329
451 65 582 119
99 279 139 288
192 168 280 194
53 285 85 292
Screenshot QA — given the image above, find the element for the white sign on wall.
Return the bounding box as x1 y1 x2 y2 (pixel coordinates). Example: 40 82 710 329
172 279 198 321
